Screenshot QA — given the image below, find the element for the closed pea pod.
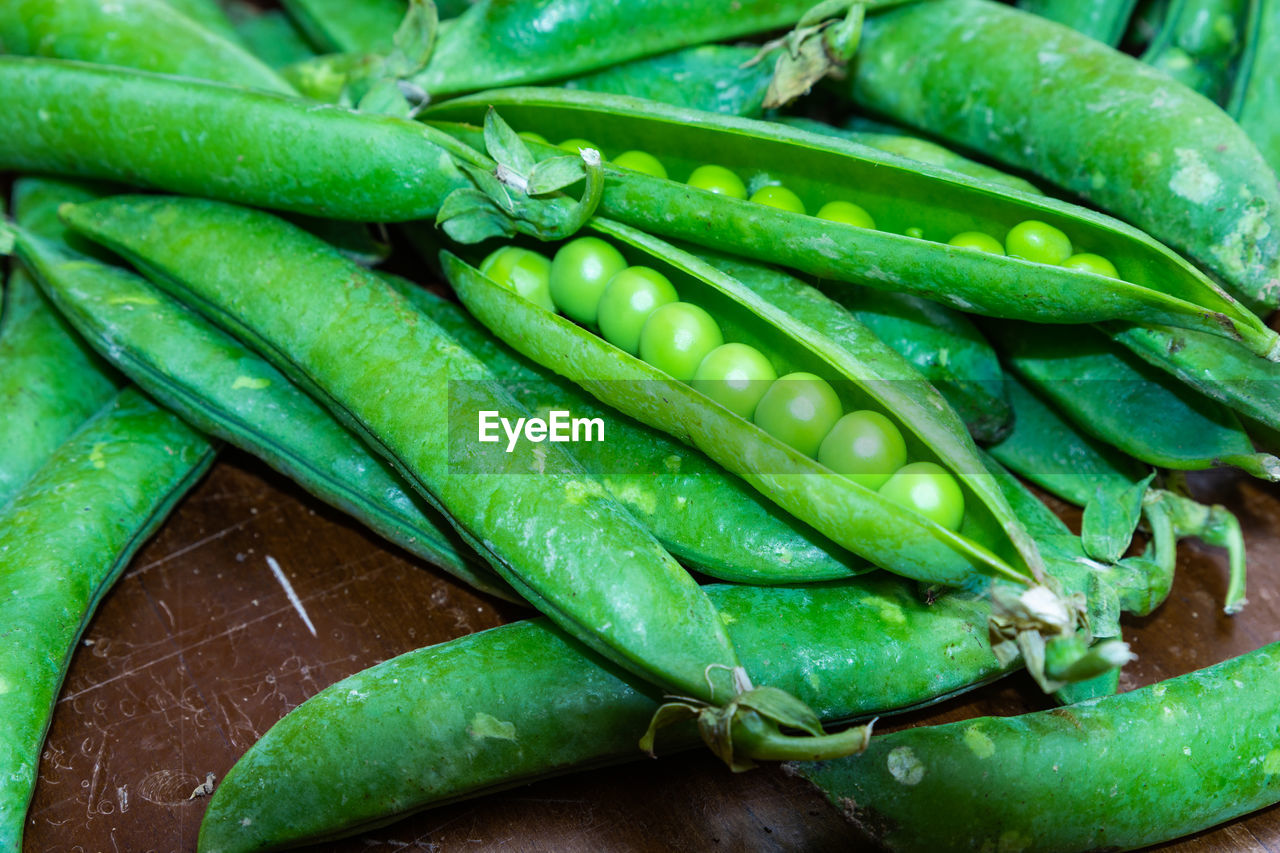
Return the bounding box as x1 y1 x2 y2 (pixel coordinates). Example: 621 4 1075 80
61 194 865 765
0 0 293 93
1141 0 1251 104
0 57 479 222
843 0 1280 309
0 388 217 851
988 320 1280 481
197 577 1008 853
792 642 1280 852
1016 0 1140 44
10 225 519 602
424 88 1280 358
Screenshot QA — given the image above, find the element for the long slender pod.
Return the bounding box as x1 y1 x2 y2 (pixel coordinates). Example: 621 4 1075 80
11 228 517 602
0 57 479 222
792 642 1280 852
424 89 1279 356
61 195 865 764
1016 0 1140 44
1229 0 1280 172
0 388 217 852
845 0 1280 309
394 278 865 584
197 578 1007 853
0 178 122 505
279 0 404 52
0 0 293 93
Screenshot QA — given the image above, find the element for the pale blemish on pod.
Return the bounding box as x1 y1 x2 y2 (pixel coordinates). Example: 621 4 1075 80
887 745 925 785
467 712 517 742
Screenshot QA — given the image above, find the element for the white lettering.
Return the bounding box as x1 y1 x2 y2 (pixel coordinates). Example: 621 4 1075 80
478 411 501 443
574 417 605 442
502 416 525 453
549 410 570 441
479 410 604 452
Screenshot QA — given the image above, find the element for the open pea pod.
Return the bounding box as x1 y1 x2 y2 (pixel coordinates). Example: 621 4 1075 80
423 88 1280 359
444 225 1040 591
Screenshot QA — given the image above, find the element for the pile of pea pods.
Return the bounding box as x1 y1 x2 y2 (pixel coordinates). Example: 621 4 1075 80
2 0 1280 849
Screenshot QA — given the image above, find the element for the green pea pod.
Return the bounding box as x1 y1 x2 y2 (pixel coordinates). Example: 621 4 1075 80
279 0 405 52
1016 0 1140 44
780 116 1045 196
445 229 1043 588
197 577 1009 853
0 0 293 94
62 195 867 766
423 88 1280 358
1229 0 1280 172
845 0 1280 309
791 641 1280 852
0 387 217 852
1142 0 1250 104
395 279 864 584
566 45 773 118
818 285 1014 444
1103 321 1280 436
11 227 518 603
992 321 1279 481
0 57 480 222
0 178 123 505
989 372 1247 613
411 0 896 100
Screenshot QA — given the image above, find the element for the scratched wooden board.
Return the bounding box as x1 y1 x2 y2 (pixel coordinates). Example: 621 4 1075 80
15 441 1280 850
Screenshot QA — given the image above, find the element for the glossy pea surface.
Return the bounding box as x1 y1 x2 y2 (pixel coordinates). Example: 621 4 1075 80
816 200 876 229
818 410 908 490
753 372 842 459
1063 252 1119 278
686 164 747 199
480 246 556 313
1006 219 1072 264
549 237 627 326
878 460 965 531
638 301 724 382
949 231 1005 254
596 266 678 355
692 342 777 420
750 184 805 214
612 149 668 178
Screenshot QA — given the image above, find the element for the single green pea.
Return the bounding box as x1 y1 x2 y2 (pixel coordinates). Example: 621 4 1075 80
519 131 548 145
1062 252 1119 278
691 342 778 420
817 410 908 490
948 231 1005 254
548 237 628 326
686 164 747 199
753 372 843 459
878 461 965 531
480 246 556 313
558 137 598 154
596 266 678 355
816 200 876 229
612 150 668 179
904 226 925 239
749 184 805 214
638 301 724 382
1006 220 1073 265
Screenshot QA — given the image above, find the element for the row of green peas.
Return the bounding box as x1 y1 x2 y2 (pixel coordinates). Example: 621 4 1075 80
479 237 966 532
532 133 1122 277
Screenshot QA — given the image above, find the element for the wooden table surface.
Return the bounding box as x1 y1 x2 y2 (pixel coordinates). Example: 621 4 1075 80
18 443 1280 851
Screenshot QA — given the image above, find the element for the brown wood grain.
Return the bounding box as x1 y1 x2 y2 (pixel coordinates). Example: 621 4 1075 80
17 446 1280 852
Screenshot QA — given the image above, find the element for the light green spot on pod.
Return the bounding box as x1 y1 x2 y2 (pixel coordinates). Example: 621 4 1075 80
1263 749 1280 775
876 600 906 625
89 442 107 470
887 745 925 785
601 478 659 517
564 478 606 504
108 295 159 306
663 454 682 473
964 725 995 759
468 712 517 742
232 376 272 390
